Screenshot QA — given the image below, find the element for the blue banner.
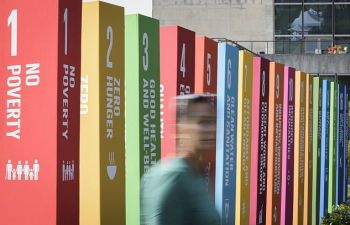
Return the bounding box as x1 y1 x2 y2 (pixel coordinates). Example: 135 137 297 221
319 80 330 221
215 43 239 225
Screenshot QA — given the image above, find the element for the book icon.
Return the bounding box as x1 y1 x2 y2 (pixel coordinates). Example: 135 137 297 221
107 152 117 181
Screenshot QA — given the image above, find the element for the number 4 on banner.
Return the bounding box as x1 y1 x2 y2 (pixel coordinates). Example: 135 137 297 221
180 43 186 78
8 9 17 57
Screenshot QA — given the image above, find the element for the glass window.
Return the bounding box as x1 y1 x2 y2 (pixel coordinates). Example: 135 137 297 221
275 0 301 4
335 0 350 3
275 5 303 35
275 37 303 54
335 5 350 34
303 5 332 35
304 37 332 54
335 37 350 53
304 0 332 3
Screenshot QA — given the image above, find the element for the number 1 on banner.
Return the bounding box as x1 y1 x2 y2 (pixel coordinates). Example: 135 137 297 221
8 9 18 57
64 8 68 55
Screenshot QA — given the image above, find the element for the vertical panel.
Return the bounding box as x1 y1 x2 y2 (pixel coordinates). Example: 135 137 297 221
304 74 313 225
312 77 320 225
316 78 324 225
80 3 100 224
80 2 125 225
195 36 218 195
336 84 342 206
125 14 160 225
293 71 307 225
307 75 314 225
281 67 295 225
160 26 195 158
337 84 345 204
319 80 330 222
57 1 82 224
0 1 81 225
195 36 218 94
249 57 270 225
266 62 284 225
215 43 238 225
332 84 338 207
235 51 253 225
343 86 348 202
99 3 125 224
328 82 336 212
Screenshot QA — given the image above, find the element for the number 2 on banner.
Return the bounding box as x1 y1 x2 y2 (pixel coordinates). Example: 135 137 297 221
180 43 186 78
8 9 18 57
64 8 68 55
106 26 113 68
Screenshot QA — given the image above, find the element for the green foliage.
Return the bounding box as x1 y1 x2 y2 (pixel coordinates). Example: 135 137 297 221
322 200 350 225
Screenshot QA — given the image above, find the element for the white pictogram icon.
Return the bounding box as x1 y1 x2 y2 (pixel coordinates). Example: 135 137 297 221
16 161 23 180
62 160 75 182
224 199 230 224
259 204 264 224
107 152 117 181
24 161 30 180
5 160 12 180
5 160 40 181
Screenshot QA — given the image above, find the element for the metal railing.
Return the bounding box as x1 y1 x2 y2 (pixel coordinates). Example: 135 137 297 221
214 40 350 55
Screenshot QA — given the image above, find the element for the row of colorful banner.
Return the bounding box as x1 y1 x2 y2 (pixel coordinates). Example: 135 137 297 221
0 1 348 225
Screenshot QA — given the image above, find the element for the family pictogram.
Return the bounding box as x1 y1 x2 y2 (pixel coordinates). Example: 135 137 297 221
5 160 40 181
62 160 75 182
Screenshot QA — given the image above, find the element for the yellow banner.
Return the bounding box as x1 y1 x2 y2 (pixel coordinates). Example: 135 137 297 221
293 71 307 225
235 51 253 225
80 2 125 225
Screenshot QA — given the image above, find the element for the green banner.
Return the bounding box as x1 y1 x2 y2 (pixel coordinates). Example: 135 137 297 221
125 14 161 225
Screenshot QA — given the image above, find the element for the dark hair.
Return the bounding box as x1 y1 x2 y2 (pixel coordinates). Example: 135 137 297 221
175 94 215 122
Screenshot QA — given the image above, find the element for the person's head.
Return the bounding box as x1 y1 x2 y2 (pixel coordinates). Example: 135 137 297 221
175 94 216 168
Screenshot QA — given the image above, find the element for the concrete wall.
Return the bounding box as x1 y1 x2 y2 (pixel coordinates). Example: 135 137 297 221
264 54 350 74
100 0 152 17
153 0 274 52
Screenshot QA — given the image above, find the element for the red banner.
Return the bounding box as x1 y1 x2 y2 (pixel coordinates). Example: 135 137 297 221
194 36 218 195
0 1 81 225
160 26 195 158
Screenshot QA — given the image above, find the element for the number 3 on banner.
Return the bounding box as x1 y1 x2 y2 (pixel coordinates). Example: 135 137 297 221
8 9 18 57
143 33 149 71
64 8 68 55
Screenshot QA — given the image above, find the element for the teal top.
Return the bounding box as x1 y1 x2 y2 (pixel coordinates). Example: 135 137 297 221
141 157 220 225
